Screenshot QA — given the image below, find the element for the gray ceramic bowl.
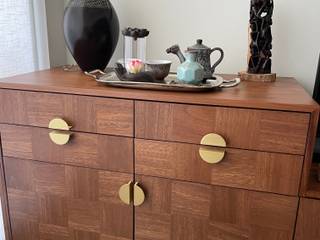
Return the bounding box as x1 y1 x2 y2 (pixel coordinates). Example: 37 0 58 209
145 60 172 81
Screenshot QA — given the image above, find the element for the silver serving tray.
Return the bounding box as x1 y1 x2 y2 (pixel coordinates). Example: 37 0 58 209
91 71 239 92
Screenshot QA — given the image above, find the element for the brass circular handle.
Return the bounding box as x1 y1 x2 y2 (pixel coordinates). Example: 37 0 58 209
199 133 227 164
48 118 72 146
119 182 132 205
200 133 226 148
133 182 145 206
199 146 226 164
49 131 72 145
48 118 72 131
118 182 146 206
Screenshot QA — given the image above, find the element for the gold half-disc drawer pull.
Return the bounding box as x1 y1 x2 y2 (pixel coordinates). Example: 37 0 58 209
49 118 72 131
133 182 145 207
49 130 72 145
200 133 226 148
199 133 227 164
119 181 132 205
199 146 226 164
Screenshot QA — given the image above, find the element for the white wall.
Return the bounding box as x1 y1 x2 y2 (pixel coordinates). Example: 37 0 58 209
62 0 320 93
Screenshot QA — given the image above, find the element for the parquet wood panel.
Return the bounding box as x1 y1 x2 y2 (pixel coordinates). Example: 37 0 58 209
135 139 303 195
0 125 133 173
4 157 133 240
135 101 309 155
135 175 298 240
295 198 320 240
0 89 134 137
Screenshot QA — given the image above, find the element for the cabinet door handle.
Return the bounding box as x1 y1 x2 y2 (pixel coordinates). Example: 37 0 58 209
49 118 72 131
199 133 227 164
49 130 72 145
199 146 226 164
119 181 132 205
48 118 72 145
133 182 145 207
118 182 146 206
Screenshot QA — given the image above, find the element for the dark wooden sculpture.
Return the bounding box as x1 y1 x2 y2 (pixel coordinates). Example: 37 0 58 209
248 0 274 74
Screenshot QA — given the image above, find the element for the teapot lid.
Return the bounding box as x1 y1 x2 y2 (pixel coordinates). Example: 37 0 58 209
188 39 210 51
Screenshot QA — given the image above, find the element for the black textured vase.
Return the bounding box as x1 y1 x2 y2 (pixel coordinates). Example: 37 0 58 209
64 0 119 71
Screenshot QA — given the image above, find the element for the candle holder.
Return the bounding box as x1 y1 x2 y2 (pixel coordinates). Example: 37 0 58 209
121 27 149 74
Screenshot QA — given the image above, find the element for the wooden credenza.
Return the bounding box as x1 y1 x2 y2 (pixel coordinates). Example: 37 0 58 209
0 69 319 240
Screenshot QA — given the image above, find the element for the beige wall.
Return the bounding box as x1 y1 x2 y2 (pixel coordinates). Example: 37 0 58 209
59 0 320 93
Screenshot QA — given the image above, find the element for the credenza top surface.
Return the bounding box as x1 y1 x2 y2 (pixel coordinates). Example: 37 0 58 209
0 68 318 112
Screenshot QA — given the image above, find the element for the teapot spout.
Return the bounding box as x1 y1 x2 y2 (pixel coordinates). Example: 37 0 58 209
166 45 186 63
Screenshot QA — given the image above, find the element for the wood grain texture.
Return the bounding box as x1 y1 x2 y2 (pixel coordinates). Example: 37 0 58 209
295 198 320 240
0 124 133 173
4 157 133 240
0 69 318 113
239 72 276 82
0 89 134 137
0 68 318 240
305 164 320 199
135 139 303 195
135 101 310 155
300 109 320 198
0 135 12 240
135 175 298 240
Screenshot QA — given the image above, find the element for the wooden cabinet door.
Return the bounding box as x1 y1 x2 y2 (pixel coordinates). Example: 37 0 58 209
135 175 298 240
295 198 320 240
4 157 133 240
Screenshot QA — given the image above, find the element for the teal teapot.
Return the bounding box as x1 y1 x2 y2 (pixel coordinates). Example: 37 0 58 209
166 39 224 79
177 51 204 85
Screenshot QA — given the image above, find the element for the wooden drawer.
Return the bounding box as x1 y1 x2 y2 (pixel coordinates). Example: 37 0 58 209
0 89 134 137
135 175 298 240
0 124 133 173
295 198 320 240
135 101 309 155
135 139 303 195
4 157 133 240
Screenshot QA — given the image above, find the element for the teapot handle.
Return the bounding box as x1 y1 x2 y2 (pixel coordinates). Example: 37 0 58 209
210 48 224 73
